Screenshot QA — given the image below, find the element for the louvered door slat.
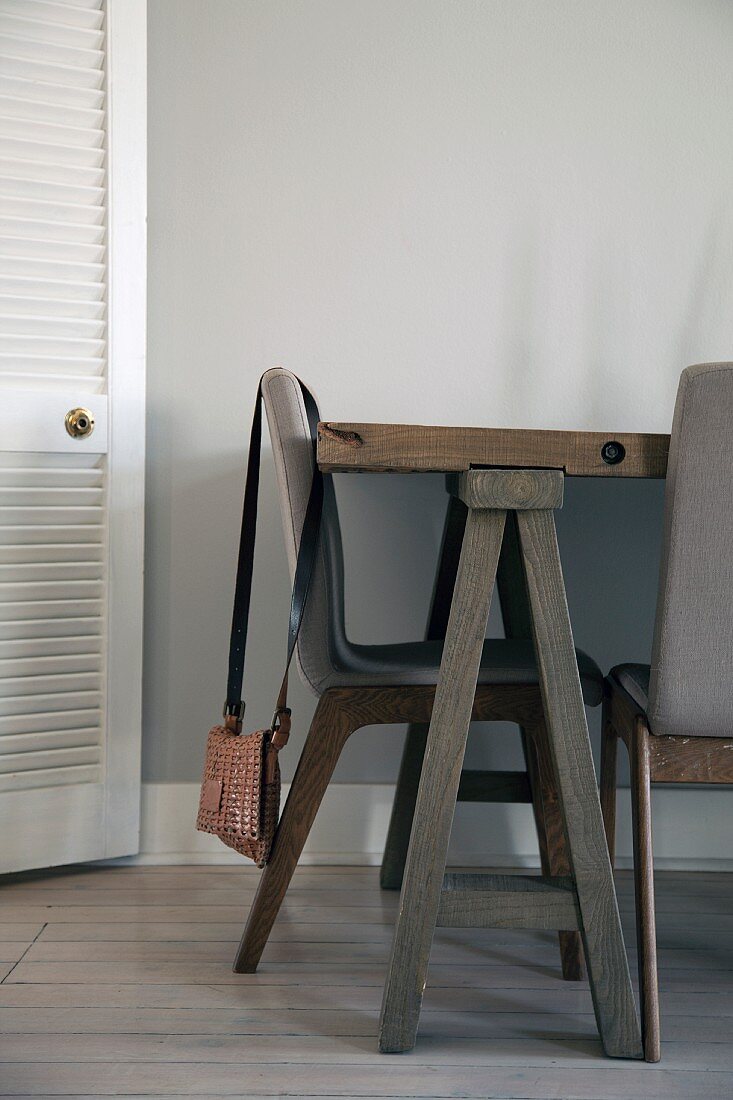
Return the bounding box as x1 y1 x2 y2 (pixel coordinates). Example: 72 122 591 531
0 73 104 109
0 276 104 301
0 634 103 656
0 763 99 792
2 195 106 224
0 482 104 500
47 0 105 11
2 2 103 32
1 255 104 281
0 31 104 70
0 51 104 89
0 114 105 148
0 689 101 717
0 235 105 262
0 213 105 242
0 371 104 392
1 527 104 545
0 670 100 698
0 12 105 48
0 564 102 583
0 577 103 598
0 156 104 186
0 705 99 733
0 92 104 128
1 452 102 473
2 320 105 342
1 296 105 321
1 726 100 755
0 601 104 623
0 648 101 672
0 744 100 774
0 176 105 206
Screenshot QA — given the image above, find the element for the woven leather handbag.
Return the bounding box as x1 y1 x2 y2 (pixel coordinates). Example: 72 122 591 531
196 374 323 866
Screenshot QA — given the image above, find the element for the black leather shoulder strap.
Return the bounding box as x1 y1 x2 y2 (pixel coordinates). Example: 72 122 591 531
224 374 323 737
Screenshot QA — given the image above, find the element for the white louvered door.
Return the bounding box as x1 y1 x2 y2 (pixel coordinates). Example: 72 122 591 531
0 0 146 872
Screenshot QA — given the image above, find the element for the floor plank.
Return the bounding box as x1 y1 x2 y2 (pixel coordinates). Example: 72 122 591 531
0 944 35 964
2 981 728 1015
20 938 733 973
32 920 730 953
2 1005 731 1042
6 1031 733 1069
1 1062 731 1098
0 924 44 942
7 959 732 992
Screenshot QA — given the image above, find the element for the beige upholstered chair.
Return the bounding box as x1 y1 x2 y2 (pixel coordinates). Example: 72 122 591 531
234 366 604 976
601 362 733 1063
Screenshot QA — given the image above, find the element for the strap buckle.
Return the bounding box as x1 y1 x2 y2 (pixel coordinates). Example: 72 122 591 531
270 707 291 750
223 700 245 733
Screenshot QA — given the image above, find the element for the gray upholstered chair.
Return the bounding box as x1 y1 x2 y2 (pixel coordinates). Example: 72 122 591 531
601 362 733 1063
234 366 604 976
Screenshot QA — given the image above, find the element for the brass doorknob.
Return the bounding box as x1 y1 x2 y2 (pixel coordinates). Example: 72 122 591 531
65 407 95 439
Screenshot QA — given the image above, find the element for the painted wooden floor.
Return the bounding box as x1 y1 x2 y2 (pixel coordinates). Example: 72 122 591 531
0 865 732 1098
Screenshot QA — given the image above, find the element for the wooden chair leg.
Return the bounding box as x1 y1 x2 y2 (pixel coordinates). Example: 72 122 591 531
527 726 585 981
522 731 550 868
379 507 506 1053
233 691 355 973
629 716 661 1063
380 722 428 890
600 694 618 869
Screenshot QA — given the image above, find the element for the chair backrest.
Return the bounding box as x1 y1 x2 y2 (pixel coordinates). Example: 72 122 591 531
648 362 733 737
260 367 347 694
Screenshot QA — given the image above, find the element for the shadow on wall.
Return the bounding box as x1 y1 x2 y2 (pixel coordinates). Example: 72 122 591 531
143 445 664 791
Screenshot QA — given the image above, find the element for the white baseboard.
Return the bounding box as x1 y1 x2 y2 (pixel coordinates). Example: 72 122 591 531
118 781 733 870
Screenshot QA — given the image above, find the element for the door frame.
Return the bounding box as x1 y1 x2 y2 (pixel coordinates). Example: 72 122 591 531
103 0 147 857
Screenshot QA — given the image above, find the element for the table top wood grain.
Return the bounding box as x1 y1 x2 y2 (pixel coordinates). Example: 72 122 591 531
317 422 670 478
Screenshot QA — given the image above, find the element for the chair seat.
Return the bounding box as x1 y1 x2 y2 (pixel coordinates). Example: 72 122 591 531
610 663 651 712
322 638 603 706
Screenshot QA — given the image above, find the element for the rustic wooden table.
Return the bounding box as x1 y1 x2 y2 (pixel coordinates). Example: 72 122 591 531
318 421 669 477
317 422 670 1061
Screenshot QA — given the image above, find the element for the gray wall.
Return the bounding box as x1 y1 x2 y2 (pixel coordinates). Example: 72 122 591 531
145 0 732 785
